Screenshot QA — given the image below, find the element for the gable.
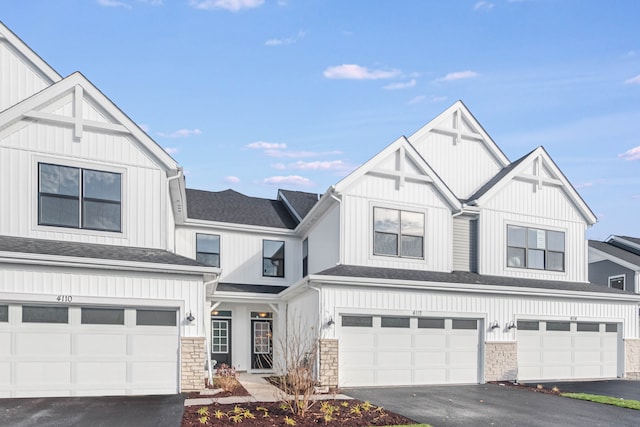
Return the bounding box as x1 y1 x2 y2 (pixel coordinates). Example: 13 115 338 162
0 72 177 171
335 136 460 211
472 147 596 224
0 22 61 112
408 101 510 200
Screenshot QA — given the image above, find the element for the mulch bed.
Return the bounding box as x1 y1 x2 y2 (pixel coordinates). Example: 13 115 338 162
182 399 417 426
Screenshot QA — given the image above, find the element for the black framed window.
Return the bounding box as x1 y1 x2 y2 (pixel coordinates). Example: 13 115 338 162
373 207 424 258
0 305 7 322
39 163 121 232
507 225 564 271
452 319 477 330
381 317 410 328
577 322 599 332
302 238 308 277
546 321 570 331
418 318 445 329
263 240 285 277
609 275 625 290
517 321 539 331
196 234 220 267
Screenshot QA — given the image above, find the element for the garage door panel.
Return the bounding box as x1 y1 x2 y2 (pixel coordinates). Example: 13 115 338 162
130 334 177 355
339 315 480 387
131 361 176 384
0 332 10 355
16 333 71 355
15 362 71 384
76 362 127 384
517 321 620 381
76 334 127 356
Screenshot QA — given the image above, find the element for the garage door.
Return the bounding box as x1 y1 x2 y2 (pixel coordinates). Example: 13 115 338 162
517 320 620 381
339 315 481 387
0 303 179 398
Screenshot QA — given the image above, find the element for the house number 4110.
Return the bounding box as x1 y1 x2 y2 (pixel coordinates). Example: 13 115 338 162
56 295 72 303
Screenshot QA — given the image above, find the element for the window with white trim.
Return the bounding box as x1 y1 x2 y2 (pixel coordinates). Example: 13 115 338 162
608 275 625 290
38 163 121 232
373 207 424 258
507 225 564 271
302 238 308 277
196 234 220 267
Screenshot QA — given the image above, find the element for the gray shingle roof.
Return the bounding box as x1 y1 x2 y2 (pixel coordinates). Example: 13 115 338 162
619 236 640 246
315 264 633 295
464 149 532 203
0 235 205 267
278 189 319 221
590 240 640 269
186 189 297 229
217 282 288 294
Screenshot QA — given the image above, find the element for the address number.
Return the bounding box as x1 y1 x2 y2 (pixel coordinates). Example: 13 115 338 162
412 310 423 316
56 295 72 303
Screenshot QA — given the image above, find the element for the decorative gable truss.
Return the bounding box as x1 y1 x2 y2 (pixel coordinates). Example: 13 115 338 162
0 72 178 171
468 146 597 225
335 135 461 211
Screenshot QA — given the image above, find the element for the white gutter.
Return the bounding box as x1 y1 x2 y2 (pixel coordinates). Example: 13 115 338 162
307 274 640 303
0 252 218 276
181 219 297 236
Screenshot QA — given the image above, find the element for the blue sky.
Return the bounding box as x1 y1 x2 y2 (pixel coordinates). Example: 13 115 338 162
3 0 640 239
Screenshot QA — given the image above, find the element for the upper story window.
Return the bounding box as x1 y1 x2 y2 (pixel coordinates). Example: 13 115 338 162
373 207 424 258
507 225 564 271
263 240 285 277
302 238 308 277
196 234 220 267
38 163 121 232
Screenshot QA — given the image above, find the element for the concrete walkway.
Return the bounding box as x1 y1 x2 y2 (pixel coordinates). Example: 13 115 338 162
184 373 351 406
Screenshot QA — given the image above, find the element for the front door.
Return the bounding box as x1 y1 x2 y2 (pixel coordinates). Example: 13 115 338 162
211 318 231 368
251 320 273 369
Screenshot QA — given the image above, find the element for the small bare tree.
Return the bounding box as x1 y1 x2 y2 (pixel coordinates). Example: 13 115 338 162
274 312 320 417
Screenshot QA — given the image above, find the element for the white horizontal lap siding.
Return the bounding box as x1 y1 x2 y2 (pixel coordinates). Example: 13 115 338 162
0 265 205 337
175 227 299 286
0 40 51 111
410 131 503 200
0 121 169 248
479 209 587 282
321 286 638 341
341 190 451 272
306 205 340 275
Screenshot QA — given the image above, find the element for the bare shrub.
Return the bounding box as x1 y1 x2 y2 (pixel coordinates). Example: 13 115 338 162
214 363 237 392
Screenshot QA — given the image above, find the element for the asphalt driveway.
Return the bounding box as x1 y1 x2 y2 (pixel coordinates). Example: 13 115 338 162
537 379 640 401
344 383 640 427
0 394 185 427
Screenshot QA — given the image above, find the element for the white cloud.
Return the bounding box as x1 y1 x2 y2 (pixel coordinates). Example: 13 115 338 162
263 175 312 186
223 176 240 183
619 146 640 160
164 147 179 155
409 95 426 105
383 79 416 90
323 64 401 80
247 141 287 150
156 128 202 138
264 149 342 158
265 30 305 46
97 0 132 8
137 0 162 5
574 182 593 189
624 74 640 85
290 160 347 170
189 0 264 11
438 70 479 82
474 1 494 11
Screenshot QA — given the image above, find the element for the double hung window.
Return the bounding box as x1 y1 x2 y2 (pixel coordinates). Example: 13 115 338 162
373 207 424 258
507 225 564 271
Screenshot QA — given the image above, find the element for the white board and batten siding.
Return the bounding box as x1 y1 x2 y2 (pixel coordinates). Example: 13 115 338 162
304 204 340 275
175 226 300 286
478 179 589 282
341 174 452 272
408 116 504 200
0 34 54 112
0 119 172 249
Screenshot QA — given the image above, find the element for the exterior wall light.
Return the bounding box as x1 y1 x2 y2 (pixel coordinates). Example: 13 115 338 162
508 321 517 330
186 311 195 322
490 320 500 330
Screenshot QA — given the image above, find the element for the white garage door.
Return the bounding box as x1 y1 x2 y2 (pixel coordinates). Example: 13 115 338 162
517 320 620 381
339 315 481 387
0 303 179 398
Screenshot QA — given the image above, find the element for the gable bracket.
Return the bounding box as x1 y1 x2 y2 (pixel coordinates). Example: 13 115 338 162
432 109 484 144
23 111 128 135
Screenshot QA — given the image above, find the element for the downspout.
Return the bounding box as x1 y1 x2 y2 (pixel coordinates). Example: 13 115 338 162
203 273 220 386
307 281 323 382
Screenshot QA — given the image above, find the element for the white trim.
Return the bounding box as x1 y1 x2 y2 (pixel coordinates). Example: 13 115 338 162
608 236 640 254
307 274 640 302
369 202 427 264
181 219 297 236
588 246 640 271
